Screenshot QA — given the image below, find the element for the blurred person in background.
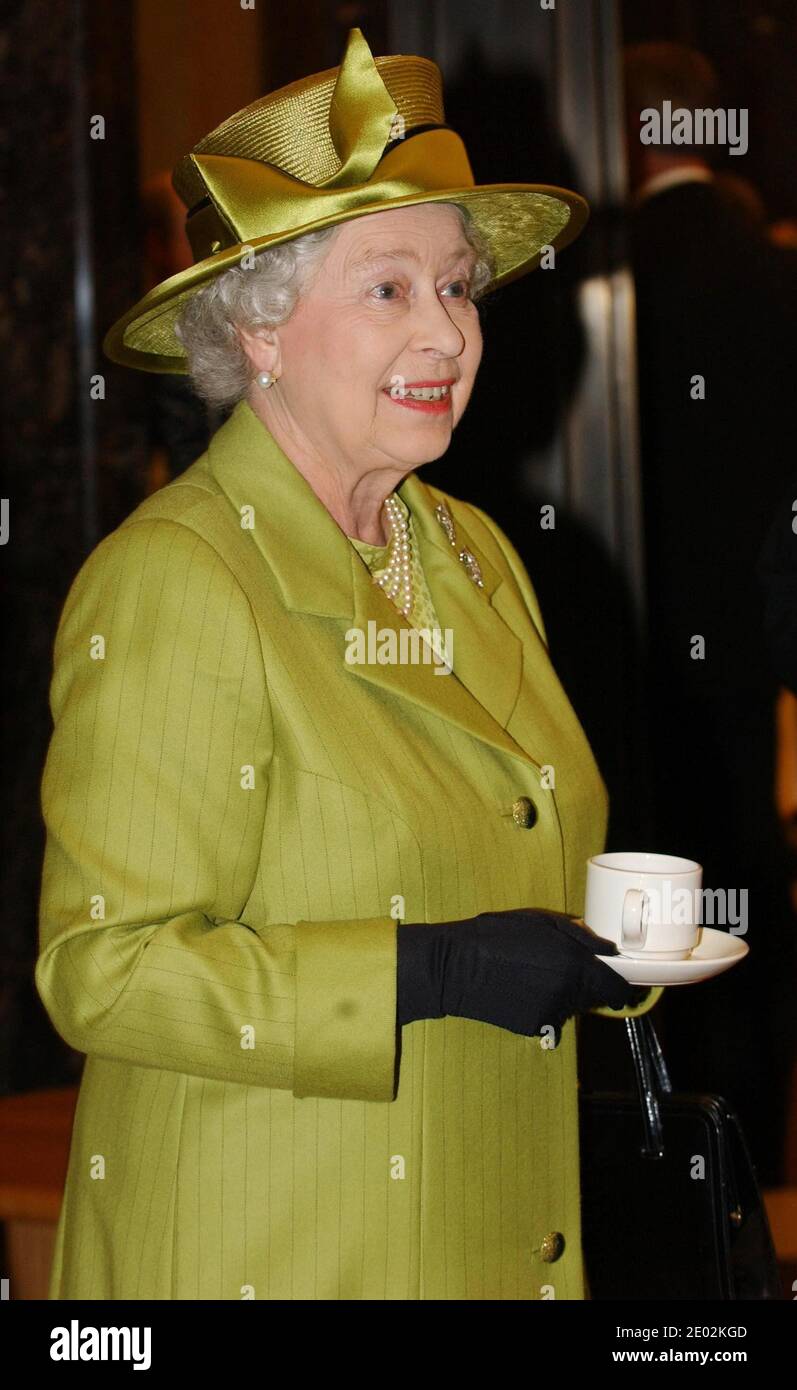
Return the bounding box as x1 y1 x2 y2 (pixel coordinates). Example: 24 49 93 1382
624 40 797 1185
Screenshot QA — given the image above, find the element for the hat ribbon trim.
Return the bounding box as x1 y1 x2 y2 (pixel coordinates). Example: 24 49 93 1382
185 127 475 263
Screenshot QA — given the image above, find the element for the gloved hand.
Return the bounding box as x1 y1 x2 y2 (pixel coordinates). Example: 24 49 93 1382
396 908 645 1042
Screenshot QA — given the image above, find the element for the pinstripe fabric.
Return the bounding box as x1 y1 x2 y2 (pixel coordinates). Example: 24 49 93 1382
37 400 661 1300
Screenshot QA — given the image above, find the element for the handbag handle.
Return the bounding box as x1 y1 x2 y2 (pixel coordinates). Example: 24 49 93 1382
625 1012 673 1158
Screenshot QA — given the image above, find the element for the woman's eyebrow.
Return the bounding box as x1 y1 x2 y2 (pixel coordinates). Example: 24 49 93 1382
347 244 477 273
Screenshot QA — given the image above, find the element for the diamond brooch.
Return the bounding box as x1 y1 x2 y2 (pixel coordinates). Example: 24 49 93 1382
434 501 457 547
458 548 484 588
434 501 485 590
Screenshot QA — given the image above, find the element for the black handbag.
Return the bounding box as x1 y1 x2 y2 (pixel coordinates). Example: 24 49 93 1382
579 1012 783 1300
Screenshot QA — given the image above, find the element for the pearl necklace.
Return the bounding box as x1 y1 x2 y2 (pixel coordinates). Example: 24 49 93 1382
374 494 413 618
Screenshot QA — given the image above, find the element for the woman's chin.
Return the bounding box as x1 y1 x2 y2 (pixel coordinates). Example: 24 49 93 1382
381 420 454 465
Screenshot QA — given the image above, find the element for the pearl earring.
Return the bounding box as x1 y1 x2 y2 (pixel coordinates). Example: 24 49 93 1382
256 371 276 390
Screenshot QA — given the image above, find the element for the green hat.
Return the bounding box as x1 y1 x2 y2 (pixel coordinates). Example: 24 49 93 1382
103 26 589 374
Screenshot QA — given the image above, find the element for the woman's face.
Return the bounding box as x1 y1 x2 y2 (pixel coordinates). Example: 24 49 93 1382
242 203 483 477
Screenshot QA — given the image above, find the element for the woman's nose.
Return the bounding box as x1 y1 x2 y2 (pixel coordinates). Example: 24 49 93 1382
409 285 467 357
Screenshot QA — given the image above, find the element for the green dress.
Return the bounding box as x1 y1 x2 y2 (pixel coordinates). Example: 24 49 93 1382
37 400 661 1301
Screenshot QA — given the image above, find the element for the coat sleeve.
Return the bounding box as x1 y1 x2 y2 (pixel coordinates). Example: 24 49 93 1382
461 502 662 1021
35 518 398 1103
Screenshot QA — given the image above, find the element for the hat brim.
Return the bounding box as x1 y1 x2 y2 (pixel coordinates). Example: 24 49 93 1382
103 183 589 373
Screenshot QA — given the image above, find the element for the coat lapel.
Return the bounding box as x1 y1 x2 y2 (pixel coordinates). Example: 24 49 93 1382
398 468 524 728
208 401 548 771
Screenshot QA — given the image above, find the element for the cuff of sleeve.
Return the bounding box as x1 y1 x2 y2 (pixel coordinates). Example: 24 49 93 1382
590 984 664 1019
294 918 398 1102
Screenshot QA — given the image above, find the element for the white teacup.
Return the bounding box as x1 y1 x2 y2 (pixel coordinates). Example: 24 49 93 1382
584 851 703 960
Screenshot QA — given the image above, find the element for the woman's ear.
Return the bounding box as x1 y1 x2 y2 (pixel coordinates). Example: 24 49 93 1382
236 324 282 379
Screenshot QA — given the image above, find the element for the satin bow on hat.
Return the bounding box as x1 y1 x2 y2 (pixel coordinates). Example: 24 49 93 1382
174 26 476 267
183 83 475 267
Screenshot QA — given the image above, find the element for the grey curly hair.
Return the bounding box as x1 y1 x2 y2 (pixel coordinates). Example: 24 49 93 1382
173 203 496 410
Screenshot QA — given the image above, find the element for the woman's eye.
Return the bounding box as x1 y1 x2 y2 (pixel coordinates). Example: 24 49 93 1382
443 279 472 299
370 279 473 302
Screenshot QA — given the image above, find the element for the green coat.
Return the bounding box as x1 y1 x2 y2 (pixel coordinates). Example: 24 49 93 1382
36 399 660 1300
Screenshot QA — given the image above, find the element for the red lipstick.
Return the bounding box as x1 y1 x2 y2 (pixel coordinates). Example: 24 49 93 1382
382 379 455 415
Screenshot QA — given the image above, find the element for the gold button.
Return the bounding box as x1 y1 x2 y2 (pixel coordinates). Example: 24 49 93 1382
512 795 537 829
210 239 222 254
540 1231 565 1263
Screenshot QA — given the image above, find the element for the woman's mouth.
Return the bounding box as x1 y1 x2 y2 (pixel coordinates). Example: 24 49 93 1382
382 382 454 414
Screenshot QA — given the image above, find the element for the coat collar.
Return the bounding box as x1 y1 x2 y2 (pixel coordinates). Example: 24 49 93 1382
208 400 545 771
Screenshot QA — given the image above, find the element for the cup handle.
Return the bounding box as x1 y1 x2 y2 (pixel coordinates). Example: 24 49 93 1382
621 889 649 949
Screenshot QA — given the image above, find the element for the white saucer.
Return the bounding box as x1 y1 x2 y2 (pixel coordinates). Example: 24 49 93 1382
598 927 749 986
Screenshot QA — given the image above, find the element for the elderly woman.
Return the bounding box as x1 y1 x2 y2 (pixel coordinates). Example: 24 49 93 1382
36 29 660 1300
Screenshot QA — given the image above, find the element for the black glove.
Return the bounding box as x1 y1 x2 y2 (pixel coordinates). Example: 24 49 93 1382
396 908 647 1042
